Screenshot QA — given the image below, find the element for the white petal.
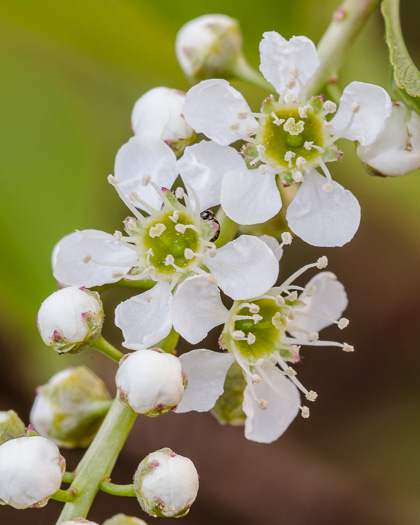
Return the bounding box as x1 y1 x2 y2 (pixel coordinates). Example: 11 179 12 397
204 235 279 300
221 168 282 225
357 103 420 176
286 170 361 247
171 276 228 344
53 230 138 287
331 81 392 146
115 282 173 350
259 32 319 94
291 272 348 334
114 135 178 211
183 79 258 145
178 140 245 211
176 349 234 413
243 365 300 443
259 235 283 261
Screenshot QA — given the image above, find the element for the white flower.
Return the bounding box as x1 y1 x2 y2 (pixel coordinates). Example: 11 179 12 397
356 102 420 176
115 350 187 416
131 87 195 157
37 287 103 354
134 447 199 518
181 32 398 246
171 252 352 443
30 367 111 448
114 234 279 351
176 14 243 80
0 436 65 509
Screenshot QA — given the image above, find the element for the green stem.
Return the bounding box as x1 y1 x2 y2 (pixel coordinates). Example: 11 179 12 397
62 472 75 484
56 399 137 523
156 328 180 353
93 279 155 293
99 481 136 498
215 209 239 247
51 489 77 503
230 59 274 91
306 0 380 95
91 336 124 362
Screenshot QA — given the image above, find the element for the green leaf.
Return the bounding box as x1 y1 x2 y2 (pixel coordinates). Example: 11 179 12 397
381 0 420 112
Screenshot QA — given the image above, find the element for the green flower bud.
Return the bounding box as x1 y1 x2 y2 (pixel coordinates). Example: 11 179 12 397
0 410 26 445
30 367 112 448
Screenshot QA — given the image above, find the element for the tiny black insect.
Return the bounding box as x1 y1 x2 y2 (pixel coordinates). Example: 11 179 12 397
200 209 220 242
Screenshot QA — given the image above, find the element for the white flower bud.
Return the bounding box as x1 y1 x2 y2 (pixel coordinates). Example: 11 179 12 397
37 287 104 354
0 410 26 445
103 514 148 525
116 350 187 416
61 518 98 525
30 367 112 448
176 14 244 80
357 103 420 176
134 448 199 518
131 87 195 157
0 435 65 509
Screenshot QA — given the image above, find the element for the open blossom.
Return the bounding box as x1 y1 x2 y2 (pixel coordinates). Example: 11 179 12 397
169 248 352 443
114 235 282 351
181 32 401 246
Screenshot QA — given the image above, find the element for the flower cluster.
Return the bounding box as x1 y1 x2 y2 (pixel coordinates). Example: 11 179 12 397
4 8 419 525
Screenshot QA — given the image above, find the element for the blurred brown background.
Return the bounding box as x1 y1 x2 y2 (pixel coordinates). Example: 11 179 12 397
1 0 419 523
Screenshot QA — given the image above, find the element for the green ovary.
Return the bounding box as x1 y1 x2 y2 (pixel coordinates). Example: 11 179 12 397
233 299 286 360
261 107 325 169
143 212 200 274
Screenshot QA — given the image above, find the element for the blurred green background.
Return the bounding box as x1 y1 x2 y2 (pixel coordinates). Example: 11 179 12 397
1 0 419 523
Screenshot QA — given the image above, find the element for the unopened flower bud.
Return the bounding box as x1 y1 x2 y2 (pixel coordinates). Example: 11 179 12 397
134 448 199 518
61 518 98 525
30 367 112 448
357 103 420 176
0 435 65 509
37 287 104 354
176 14 244 80
131 87 196 157
103 514 148 525
0 410 26 445
116 350 187 416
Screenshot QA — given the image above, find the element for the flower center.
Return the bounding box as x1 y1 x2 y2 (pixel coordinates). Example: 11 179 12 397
129 194 215 282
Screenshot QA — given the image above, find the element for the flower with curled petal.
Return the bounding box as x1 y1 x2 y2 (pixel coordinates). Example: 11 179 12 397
181 31 400 246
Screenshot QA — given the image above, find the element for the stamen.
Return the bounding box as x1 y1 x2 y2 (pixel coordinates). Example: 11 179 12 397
258 399 269 410
252 373 262 383
247 332 256 345
169 210 179 223
286 93 298 104
323 100 337 114
308 332 319 342
271 112 285 127
125 218 137 231
175 187 185 199
343 343 354 352
237 108 249 120
351 101 360 113
281 232 293 245
272 312 285 329
306 390 318 401
317 256 328 269
149 223 166 238
142 174 151 186
175 224 186 234
164 254 174 266
107 175 146 222
286 77 297 89
184 248 194 260
338 318 349 329
286 367 297 377
298 105 309 118
296 156 307 167
284 151 296 163
275 294 285 306
284 118 304 135
256 144 266 155
113 231 122 241
83 254 91 264
286 291 298 302
293 171 304 183
301 406 310 418
306 284 316 296
304 141 313 150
